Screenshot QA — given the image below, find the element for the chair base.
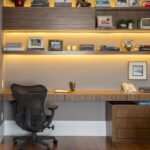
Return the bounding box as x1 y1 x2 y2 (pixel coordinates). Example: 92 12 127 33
13 132 58 150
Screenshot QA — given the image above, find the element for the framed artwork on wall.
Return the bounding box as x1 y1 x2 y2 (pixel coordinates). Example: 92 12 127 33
128 62 147 80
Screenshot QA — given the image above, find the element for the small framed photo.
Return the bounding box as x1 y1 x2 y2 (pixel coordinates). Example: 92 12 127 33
48 40 63 51
116 0 129 7
129 0 140 6
28 37 44 50
97 16 113 28
96 0 110 7
128 62 147 80
129 0 140 7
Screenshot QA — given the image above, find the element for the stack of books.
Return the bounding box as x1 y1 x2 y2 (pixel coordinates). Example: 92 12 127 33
139 45 150 51
54 0 72 7
31 0 49 7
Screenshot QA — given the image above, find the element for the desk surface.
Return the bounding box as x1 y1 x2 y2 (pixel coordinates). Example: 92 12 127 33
1 89 150 101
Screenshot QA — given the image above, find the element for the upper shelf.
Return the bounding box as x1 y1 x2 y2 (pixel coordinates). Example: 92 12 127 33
2 7 150 31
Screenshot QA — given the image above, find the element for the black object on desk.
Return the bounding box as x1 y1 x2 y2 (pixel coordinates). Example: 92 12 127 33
11 84 58 150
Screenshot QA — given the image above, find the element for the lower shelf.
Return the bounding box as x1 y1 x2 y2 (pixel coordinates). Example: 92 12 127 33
3 51 150 55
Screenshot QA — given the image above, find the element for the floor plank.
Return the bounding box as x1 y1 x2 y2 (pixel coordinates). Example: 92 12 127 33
0 136 150 150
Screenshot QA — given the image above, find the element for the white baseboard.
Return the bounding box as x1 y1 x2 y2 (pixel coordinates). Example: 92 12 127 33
4 120 106 136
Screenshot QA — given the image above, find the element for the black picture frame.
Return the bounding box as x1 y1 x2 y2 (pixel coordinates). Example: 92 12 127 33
48 40 63 51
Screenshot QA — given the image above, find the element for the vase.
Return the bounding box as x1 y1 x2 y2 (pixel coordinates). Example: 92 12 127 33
15 0 25 7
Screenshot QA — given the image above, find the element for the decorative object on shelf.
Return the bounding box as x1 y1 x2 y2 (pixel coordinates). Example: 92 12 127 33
97 16 114 29
28 37 44 50
48 40 63 51
143 0 150 7
80 44 94 51
123 40 134 51
127 19 134 29
100 45 120 51
128 61 147 80
69 81 76 91
96 0 110 7
31 0 49 7
55 0 72 7
139 18 150 29
10 0 26 7
72 45 78 51
129 0 140 6
117 19 127 29
66 45 72 51
116 0 129 7
139 45 150 51
76 0 91 7
4 43 25 51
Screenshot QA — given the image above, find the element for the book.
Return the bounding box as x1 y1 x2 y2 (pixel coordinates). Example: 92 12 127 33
54 2 72 7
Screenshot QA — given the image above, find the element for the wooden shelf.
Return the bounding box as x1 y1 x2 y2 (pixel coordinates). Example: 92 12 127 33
3 51 150 55
95 7 150 10
4 29 150 33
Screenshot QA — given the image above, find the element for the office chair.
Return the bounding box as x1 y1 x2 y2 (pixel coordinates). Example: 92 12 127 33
11 84 58 150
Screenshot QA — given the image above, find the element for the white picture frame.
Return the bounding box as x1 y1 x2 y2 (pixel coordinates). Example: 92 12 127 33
129 0 140 7
97 16 113 28
28 37 44 49
116 0 129 7
128 62 147 80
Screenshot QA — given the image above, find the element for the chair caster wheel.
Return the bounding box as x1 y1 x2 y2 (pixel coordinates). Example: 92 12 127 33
13 140 17 145
53 139 58 145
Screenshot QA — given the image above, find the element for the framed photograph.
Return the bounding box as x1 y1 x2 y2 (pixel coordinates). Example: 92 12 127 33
128 62 147 80
28 37 44 50
116 0 129 7
97 16 113 28
129 0 140 6
48 40 63 51
96 0 110 7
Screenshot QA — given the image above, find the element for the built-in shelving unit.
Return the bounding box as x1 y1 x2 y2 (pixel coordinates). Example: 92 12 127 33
2 7 150 55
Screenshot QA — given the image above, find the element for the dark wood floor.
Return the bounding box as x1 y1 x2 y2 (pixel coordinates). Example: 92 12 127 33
0 137 150 150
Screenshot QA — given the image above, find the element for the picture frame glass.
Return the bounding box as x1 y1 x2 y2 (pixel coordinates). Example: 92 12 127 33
129 62 147 80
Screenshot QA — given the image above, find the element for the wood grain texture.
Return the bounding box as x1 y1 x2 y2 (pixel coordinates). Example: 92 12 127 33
1 89 150 101
3 7 95 30
2 136 150 150
107 104 150 143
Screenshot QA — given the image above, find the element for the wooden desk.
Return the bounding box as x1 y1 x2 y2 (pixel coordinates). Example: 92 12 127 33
1 89 150 101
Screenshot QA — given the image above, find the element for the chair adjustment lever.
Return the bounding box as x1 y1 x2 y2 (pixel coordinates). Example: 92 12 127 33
48 125 54 130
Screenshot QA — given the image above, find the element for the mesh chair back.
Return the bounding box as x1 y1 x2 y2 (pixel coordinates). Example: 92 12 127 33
11 84 48 132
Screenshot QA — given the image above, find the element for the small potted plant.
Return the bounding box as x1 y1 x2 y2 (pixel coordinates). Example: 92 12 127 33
117 19 127 29
126 19 134 29
10 0 26 7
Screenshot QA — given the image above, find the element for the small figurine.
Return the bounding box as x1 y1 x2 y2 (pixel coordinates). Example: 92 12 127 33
69 81 76 91
76 0 91 7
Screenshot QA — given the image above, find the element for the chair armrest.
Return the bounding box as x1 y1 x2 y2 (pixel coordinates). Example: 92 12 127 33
48 105 58 111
